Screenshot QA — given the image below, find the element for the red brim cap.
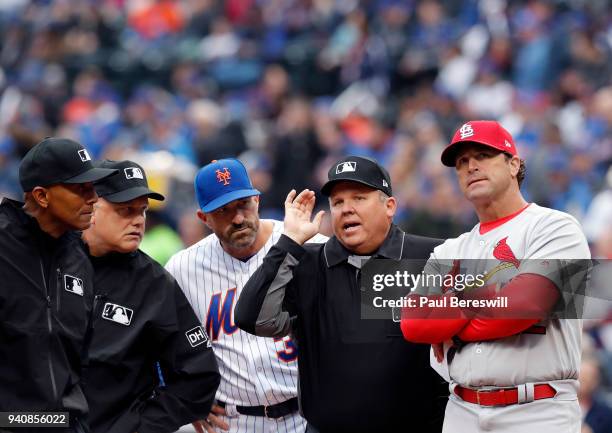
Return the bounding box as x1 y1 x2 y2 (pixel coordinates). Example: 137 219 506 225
441 120 518 166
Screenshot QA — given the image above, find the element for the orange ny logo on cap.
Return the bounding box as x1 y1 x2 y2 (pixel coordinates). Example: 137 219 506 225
216 168 231 186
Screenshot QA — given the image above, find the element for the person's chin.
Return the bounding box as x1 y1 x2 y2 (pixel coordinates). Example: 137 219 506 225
465 187 492 202
119 241 140 253
73 220 93 231
338 233 363 250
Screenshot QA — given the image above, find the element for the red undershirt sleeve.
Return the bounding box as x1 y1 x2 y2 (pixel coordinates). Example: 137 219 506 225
457 273 559 341
400 273 559 344
400 292 470 344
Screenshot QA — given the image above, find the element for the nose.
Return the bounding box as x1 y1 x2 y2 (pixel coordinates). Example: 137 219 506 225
467 156 479 173
83 183 98 204
133 212 145 228
341 201 355 215
232 210 245 225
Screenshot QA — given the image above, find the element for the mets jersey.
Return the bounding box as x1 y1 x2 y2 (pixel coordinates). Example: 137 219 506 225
166 220 326 408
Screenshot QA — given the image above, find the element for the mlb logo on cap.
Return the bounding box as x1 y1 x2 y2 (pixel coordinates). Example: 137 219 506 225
195 159 260 212
336 161 357 174
78 149 91 162
124 167 144 180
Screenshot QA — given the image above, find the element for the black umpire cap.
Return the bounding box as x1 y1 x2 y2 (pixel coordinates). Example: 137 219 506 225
19 137 117 192
94 160 165 203
321 155 392 196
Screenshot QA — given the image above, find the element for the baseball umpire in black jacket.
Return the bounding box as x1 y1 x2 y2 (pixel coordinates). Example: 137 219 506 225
0 137 116 432
81 160 220 433
235 156 449 433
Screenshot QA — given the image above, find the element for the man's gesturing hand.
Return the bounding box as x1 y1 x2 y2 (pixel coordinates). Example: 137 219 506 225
192 404 229 433
283 189 325 245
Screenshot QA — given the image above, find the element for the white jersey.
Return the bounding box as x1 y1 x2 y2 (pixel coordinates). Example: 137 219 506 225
422 204 590 388
166 220 327 409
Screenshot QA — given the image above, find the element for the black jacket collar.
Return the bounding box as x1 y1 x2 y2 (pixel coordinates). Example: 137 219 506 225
323 224 406 268
1 197 81 246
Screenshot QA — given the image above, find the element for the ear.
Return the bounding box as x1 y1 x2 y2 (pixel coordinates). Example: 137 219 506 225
196 209 212 229
31 187 50 208
508 155 520 178
386 196 397 218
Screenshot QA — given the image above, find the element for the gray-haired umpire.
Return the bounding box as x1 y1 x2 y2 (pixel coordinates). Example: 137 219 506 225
0 137 116 432
81 160 220 433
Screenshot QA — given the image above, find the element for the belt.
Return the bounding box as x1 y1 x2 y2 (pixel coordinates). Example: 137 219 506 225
218 397 299 418
454 384 556 407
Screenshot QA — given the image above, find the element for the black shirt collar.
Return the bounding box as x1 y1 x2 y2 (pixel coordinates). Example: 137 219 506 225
323 224 405 268
1 197 70 246
89 249 138 266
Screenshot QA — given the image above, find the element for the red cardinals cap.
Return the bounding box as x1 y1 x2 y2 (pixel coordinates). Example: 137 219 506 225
441 120 518 167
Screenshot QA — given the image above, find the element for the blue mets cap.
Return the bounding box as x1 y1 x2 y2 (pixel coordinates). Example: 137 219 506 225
195 158 261 212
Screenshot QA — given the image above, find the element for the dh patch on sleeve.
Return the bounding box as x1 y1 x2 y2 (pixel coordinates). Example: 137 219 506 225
185 325 212 348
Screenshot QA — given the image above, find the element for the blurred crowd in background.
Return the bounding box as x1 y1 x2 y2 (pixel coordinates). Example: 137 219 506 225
0 0 611 430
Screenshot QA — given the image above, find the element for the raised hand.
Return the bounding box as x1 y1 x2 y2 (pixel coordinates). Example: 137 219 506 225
283 189 325 245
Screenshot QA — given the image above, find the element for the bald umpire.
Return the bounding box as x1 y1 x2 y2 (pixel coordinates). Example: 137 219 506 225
0 137 116 432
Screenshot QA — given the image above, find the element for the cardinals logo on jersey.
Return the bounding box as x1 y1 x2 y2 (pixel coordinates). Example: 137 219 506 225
493 237 520 268
442 259 461 293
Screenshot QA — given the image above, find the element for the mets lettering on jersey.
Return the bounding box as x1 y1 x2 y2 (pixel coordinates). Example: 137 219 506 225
206 288 238 340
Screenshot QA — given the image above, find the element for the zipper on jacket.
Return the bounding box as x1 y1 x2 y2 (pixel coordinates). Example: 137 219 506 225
56 268 61 312
82 293 106 362
40 261 59 401
92 294 106 321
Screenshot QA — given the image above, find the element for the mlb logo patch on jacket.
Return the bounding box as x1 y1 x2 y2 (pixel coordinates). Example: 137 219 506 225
64 275 84 296
101 302 134 326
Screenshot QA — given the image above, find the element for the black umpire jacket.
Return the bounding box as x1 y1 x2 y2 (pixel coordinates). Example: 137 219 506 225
235 224 449 433
83 249 220 433
0 198 93 426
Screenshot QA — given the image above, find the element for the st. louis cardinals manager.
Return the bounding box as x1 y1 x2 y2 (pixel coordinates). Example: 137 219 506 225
401 120 590 433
